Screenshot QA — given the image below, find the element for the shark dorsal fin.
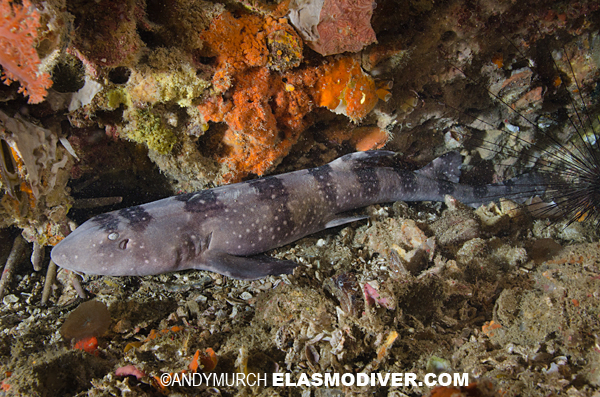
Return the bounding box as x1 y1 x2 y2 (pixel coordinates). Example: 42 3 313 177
415 151 462 183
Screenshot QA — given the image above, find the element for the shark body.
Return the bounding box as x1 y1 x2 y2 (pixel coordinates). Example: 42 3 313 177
51 151 544 279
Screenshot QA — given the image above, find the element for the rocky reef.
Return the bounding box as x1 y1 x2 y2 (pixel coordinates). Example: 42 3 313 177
0 0 600 395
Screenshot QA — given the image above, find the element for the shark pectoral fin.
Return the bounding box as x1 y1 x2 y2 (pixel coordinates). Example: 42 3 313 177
200 250 298 280
324 214 369 229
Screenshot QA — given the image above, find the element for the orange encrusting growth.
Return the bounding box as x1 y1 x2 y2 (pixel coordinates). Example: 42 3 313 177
0 0 52 103
2 144 37 211
198 13 388 182
375 330 398 362
326 125 389 151
481 320 502 337
492 53 504 68
189 348 218 372
0 372 11 392
200 12 268 92
352 126 389 151
73 336 99 355
316 57 379 120
200 12 302 91
151 348 219 393
198 66 317 182
123 325 183 352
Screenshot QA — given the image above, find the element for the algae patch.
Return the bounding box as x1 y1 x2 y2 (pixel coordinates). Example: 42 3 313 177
106 88 132 109
124 109 177 155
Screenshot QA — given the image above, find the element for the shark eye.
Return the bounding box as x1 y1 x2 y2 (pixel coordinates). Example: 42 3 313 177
118 239 129 250
107 232 119 241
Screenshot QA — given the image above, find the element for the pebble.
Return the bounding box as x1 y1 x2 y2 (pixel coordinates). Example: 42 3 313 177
431 209 481 247
3 294 19 304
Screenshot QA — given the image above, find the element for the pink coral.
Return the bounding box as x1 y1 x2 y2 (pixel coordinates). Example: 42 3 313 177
289 0 376 56
0 0 52 103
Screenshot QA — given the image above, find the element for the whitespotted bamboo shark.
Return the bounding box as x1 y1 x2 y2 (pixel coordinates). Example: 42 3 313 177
50 151 545 280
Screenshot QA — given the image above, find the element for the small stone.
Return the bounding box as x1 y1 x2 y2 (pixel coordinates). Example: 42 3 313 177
195 294 208 304
431 209 481 247
176 306 188 318
187 300 200 317
3 294 18 304
456 238 487 264
494 289 521 326
528 238 562 263
113 319 132 333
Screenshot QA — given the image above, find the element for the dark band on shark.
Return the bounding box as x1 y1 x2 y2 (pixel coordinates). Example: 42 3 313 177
248 176 297 237
354 167 381 200
308 165 337 204
248 176 289 200
92 212 120 232
503 178 516 195
436 179 455 197
175 189 225 213
399 171 418 195
118 206 153 232
473 185 489 199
